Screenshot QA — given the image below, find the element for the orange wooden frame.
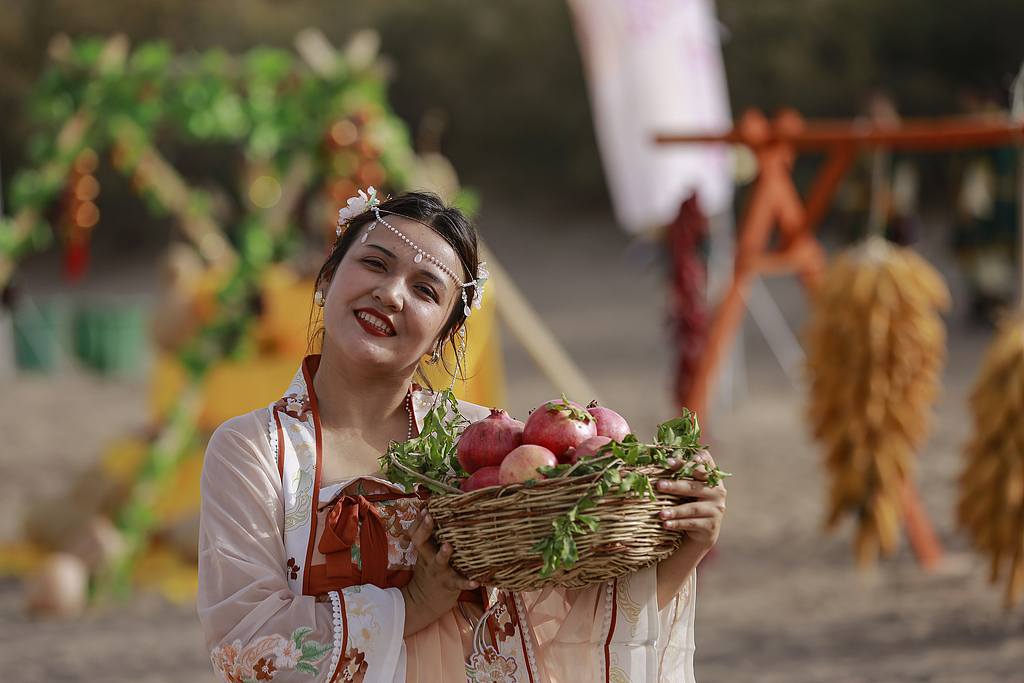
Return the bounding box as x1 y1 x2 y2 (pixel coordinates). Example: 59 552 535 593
657 107 1024 570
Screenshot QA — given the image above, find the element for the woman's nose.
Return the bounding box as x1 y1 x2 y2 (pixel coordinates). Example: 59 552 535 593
373 277 404 310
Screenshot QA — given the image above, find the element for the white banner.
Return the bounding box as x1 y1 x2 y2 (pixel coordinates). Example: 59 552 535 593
568 0 734 234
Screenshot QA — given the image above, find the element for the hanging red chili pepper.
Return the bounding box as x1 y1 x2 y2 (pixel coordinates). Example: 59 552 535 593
668 193 709 409
60 148 101 282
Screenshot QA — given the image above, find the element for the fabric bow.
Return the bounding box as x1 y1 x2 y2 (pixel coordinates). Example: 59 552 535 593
318 494 391 588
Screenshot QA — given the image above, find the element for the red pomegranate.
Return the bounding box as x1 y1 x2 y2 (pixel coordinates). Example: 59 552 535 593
523 395 597 463
463 466 502 491
570 435 613 464
457 409 525 474
586 401 632 441
498 444 558 485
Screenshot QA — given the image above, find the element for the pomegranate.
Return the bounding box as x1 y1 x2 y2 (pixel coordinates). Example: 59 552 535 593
463 466 502 491
498 444 558 485
570 435 613 464
457 409 525 474
586 401 632 441
523 395 597 463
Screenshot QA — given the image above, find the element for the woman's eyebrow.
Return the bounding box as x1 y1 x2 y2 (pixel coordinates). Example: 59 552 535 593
419 269 448 290
366 243 448 290
366 244 398 259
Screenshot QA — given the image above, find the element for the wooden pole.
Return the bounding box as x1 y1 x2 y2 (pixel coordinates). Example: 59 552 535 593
898 477 944 571
480 241 602 406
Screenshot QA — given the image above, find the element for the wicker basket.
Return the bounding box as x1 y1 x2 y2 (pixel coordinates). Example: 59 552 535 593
426 465 687 592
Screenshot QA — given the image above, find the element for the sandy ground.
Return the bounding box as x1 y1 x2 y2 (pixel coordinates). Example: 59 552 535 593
1 199 1023 682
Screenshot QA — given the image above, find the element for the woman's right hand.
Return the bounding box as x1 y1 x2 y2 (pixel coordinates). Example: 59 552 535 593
400 509 478 636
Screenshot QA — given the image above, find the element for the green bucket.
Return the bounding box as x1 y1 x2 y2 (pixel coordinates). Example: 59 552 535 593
12 298 72 373
73 301 148 378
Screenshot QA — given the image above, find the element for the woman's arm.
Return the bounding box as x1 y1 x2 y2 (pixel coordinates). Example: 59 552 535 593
654 451 727 609
199 413 406 682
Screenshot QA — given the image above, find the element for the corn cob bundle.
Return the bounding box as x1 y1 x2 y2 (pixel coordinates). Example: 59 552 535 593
805 236 950 567
957 317 1024 607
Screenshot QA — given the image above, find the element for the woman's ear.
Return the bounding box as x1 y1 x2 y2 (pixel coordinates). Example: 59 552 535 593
318 266 337 291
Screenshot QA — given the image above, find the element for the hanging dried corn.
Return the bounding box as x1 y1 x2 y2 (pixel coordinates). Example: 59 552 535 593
958 317 1024 607
805 236 950 567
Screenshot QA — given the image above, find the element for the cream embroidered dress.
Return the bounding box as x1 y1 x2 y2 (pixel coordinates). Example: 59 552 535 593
198 357 698 683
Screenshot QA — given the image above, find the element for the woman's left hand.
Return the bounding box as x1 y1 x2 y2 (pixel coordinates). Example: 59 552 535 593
658 450 726 551
654 449 726 608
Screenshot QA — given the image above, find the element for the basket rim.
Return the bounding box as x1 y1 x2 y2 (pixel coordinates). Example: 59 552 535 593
426 463 684 510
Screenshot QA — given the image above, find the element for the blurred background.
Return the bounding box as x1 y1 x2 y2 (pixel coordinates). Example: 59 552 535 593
3 0 1024 201
2 1 1024 681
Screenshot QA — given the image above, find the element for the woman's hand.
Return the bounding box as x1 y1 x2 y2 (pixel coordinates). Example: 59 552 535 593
655 450 726 609
400 509 478 636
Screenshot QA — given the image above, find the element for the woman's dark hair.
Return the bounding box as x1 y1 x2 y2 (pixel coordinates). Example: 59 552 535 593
309 191 480 384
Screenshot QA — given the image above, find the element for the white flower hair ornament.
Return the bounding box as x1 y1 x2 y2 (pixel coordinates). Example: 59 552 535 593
336 186 379 235
470 263 489 312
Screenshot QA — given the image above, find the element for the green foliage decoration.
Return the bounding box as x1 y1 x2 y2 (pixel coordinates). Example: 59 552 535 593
4 32 446 598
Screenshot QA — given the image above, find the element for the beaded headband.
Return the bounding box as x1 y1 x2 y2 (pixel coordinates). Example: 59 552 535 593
337 187 488 317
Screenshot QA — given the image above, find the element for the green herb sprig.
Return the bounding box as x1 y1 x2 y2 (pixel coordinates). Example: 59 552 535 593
540 393 596 424
530 409 730 578
381 389 469 494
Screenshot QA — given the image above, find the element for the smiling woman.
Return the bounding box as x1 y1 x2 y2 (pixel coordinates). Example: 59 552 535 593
196 189 723 683
310 192 481 383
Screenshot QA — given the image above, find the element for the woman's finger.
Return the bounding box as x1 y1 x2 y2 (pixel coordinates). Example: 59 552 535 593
405 508 425 540
433 541 453 568
697 450 717 470
657 477 726 499
408 511 439 556
432 541 478 590
662 514 720 534
659 499 722 521
666 452 714 479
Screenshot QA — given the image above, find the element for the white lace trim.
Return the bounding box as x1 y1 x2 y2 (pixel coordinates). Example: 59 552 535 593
600 579 616 674
511 591 539 682
327 590 344 681
267 408 279 468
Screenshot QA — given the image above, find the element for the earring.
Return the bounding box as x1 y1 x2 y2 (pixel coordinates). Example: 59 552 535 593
426 345 441 365
314 290 325 307
448 326 467 393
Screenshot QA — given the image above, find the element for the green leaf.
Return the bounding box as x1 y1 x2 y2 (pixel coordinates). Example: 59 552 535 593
541 393 594 425
129 42 174 74
560 535 579 568
300 640 334 661
604 469 621 487
291 626 314 647
295 661 319 675
577 514 600 532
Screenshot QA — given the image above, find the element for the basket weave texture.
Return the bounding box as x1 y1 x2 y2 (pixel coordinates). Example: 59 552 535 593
426 465 687 592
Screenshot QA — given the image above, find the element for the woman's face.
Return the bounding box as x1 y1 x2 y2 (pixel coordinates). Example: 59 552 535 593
320 216 464 378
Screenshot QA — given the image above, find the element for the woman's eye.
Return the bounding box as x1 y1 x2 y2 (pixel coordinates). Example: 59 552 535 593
416 285 439 302
362 258 385 269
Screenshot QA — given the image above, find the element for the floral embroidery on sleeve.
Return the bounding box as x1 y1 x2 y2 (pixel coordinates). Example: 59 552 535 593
211 627 333 682
337 647 369 682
